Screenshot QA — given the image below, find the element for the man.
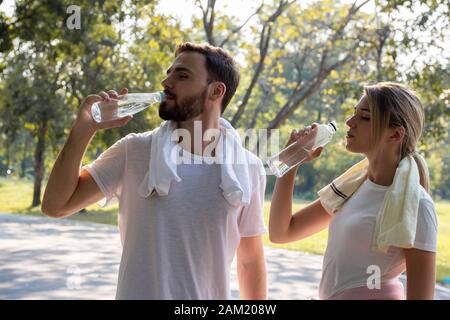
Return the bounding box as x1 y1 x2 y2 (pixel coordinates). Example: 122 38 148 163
42 42 267 300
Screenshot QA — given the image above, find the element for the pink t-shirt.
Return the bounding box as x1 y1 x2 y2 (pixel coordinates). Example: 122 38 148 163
83 131 267 299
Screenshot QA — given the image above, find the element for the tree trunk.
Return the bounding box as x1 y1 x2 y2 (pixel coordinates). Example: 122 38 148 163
20 133 30 178
230 24 272 127
5 139 10 173
32 119 48 207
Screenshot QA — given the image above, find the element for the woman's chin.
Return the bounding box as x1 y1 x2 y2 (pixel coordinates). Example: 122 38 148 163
345 142 351 150
345 143 358 153
345 144 368 156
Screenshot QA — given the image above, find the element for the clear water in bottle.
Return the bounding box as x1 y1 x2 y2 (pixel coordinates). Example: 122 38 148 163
267 121 338 177
91 92 165 123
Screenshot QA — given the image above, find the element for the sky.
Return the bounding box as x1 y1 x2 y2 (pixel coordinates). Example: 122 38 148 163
157 0 265 27
0 0 375 22
0 0 260 19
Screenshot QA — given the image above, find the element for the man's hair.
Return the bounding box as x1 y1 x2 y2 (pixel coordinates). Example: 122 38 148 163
175 42 240 114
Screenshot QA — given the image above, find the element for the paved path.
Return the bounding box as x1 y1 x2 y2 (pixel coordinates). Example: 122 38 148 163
1 213 449 300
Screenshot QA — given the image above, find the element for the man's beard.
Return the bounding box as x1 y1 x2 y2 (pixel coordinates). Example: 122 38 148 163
159 88 207 121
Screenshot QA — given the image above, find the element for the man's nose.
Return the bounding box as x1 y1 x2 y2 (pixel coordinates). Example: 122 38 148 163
161 76 173 89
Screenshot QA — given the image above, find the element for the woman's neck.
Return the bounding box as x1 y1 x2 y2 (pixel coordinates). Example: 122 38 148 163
366 149 401 186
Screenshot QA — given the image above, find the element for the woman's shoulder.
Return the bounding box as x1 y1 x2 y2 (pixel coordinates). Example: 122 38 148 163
417 186 438 229
418 186 435 207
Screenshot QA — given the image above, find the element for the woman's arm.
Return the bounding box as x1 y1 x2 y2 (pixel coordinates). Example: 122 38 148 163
404 248 436 300
269 182 331 243
269 128 331 244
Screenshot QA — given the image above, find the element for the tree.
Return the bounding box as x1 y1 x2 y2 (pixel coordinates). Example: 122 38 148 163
195 0 372 130
0 0 182 207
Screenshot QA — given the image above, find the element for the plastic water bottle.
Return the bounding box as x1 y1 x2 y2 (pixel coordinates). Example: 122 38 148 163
267 121 337 177
91 92 165 123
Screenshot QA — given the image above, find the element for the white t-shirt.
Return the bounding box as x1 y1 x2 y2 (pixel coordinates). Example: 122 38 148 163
319 178 438 300
83 132 267 299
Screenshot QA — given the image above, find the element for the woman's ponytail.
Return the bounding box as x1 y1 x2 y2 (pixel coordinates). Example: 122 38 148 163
412 151 430 193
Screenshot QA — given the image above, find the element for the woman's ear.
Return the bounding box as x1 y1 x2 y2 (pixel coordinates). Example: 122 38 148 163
389 126 406 143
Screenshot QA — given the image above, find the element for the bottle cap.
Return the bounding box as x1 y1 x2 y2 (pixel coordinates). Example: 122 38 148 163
159 91 166 102
329 120 337 132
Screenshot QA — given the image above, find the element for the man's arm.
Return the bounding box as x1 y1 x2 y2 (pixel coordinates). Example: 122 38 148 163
41 122 98 217
41 89 132 218
236 235 267 300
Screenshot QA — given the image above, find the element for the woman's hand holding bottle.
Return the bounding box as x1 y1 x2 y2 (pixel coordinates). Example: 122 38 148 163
286 124 324 165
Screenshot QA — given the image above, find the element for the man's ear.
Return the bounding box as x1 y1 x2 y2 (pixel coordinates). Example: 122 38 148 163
210 82 226 101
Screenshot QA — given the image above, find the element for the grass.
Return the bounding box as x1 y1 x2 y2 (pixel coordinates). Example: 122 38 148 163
0 177 120 225
261 200 329 255
1 176 448 283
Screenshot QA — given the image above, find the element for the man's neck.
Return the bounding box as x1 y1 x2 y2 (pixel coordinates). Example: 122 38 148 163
177 114 221 156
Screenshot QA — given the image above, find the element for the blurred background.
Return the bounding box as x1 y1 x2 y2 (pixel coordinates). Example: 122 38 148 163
0 0 449 285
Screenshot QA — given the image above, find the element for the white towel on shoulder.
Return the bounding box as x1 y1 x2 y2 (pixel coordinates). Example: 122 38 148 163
318 156 421 252
137 118 251 207
373 156 420 252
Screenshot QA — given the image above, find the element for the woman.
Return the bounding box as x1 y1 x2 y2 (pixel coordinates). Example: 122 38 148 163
269 82 437 300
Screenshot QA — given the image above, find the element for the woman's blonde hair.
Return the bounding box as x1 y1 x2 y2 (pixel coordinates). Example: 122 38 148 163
364 82 430 192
